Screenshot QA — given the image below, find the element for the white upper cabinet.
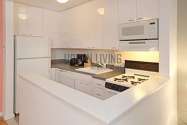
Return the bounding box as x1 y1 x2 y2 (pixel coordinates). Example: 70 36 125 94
103 0 119 49
27 6 43 36
118 0 159 23
14 3 43 36
14 4 29 35
137 0 159 20
118 0 137 24
43 10 61 48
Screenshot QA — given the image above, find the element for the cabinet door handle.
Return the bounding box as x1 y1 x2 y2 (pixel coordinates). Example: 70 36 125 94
57 69 67 72
128 42 146 44
128 19 135 22
136 17 144 20
96 83 102 86
96 93 102 96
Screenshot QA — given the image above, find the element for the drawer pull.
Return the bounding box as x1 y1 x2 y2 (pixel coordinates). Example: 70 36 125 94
128 42 146 44
128 19 135 22
96 93 102 96
136 17 144 20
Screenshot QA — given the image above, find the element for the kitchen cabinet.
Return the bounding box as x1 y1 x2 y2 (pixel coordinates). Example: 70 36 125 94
137 0 159 20
118 0 159 24
92 79 117 99
59 1 104 49
44 10 62 48
14 4 28 35
103 0 119 49
59 0 119 49
53 68 117 99
75 80 93 95
55 69 75 88
118 0 137 24
27 6 43 36
14 3 43 36
50 68 57 81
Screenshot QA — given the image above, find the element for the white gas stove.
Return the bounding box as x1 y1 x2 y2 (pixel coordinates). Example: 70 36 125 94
105 68 158 92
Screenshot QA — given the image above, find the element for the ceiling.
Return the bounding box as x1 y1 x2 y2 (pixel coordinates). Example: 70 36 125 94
13 0 93 12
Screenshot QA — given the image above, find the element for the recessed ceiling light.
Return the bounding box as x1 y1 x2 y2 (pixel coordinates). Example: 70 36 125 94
97 8 105 15
57 0 69 4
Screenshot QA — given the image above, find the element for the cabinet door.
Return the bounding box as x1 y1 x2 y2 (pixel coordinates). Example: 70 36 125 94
118 0 137 23
103 89 117 99
103 0 119 49
14 4 29 35
75 80 93 95
28 6 43 36
14 4 43 36
44 10 61 48
50 68 56 81
137 0 159 20
92 87 106 100
55 70 75 88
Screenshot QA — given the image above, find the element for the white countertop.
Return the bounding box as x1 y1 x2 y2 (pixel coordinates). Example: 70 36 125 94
19 73 168 124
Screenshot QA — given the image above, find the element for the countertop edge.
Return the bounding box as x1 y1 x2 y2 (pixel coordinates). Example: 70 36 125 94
18 73 169 125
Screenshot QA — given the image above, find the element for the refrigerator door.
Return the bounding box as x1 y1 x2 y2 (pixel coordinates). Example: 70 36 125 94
16 58 51 77
15 58 51 113
15 36 50 59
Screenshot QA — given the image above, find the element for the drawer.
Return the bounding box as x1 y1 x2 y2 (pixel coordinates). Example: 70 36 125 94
61 77 75 88
92 79 105 88
92 88 106 100
103 89 117 99
75 80 93 94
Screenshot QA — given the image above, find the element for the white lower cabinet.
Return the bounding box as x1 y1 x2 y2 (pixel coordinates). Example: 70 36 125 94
50 68 56 80
54 69 117 99
75 80 93 95
92 79 117 100
55 69 75 88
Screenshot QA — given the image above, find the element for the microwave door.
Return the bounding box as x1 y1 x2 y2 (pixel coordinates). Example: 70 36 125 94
120 25 146 40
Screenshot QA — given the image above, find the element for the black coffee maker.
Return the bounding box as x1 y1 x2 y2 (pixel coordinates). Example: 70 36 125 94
70 54 88 66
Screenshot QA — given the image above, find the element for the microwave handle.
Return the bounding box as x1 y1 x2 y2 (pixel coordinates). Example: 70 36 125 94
128 41 146 44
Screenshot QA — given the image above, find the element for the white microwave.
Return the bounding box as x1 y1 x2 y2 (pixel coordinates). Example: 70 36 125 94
119 19 159 41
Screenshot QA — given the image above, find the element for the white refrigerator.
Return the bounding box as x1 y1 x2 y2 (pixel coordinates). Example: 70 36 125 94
14 36 51 113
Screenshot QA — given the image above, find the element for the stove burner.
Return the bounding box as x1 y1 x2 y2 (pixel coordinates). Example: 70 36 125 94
137 78 148 82
131 81 141 86
122 75 135 79
114 78 128 82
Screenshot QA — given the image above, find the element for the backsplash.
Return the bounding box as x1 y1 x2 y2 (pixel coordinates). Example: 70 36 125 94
52 49 160 65
51 49 121 65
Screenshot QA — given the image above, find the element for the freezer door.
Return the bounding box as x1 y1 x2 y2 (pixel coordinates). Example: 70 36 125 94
16 58 51 77
15 36 50 59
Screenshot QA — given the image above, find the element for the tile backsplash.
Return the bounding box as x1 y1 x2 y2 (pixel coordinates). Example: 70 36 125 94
52 49 160 66
51 49 121 65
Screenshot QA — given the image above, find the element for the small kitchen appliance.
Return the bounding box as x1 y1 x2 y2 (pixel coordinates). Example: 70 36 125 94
70 54 88 66
119 19 159 51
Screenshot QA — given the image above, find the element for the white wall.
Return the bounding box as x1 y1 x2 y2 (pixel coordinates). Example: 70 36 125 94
159 0 178 125
178 0 187 124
